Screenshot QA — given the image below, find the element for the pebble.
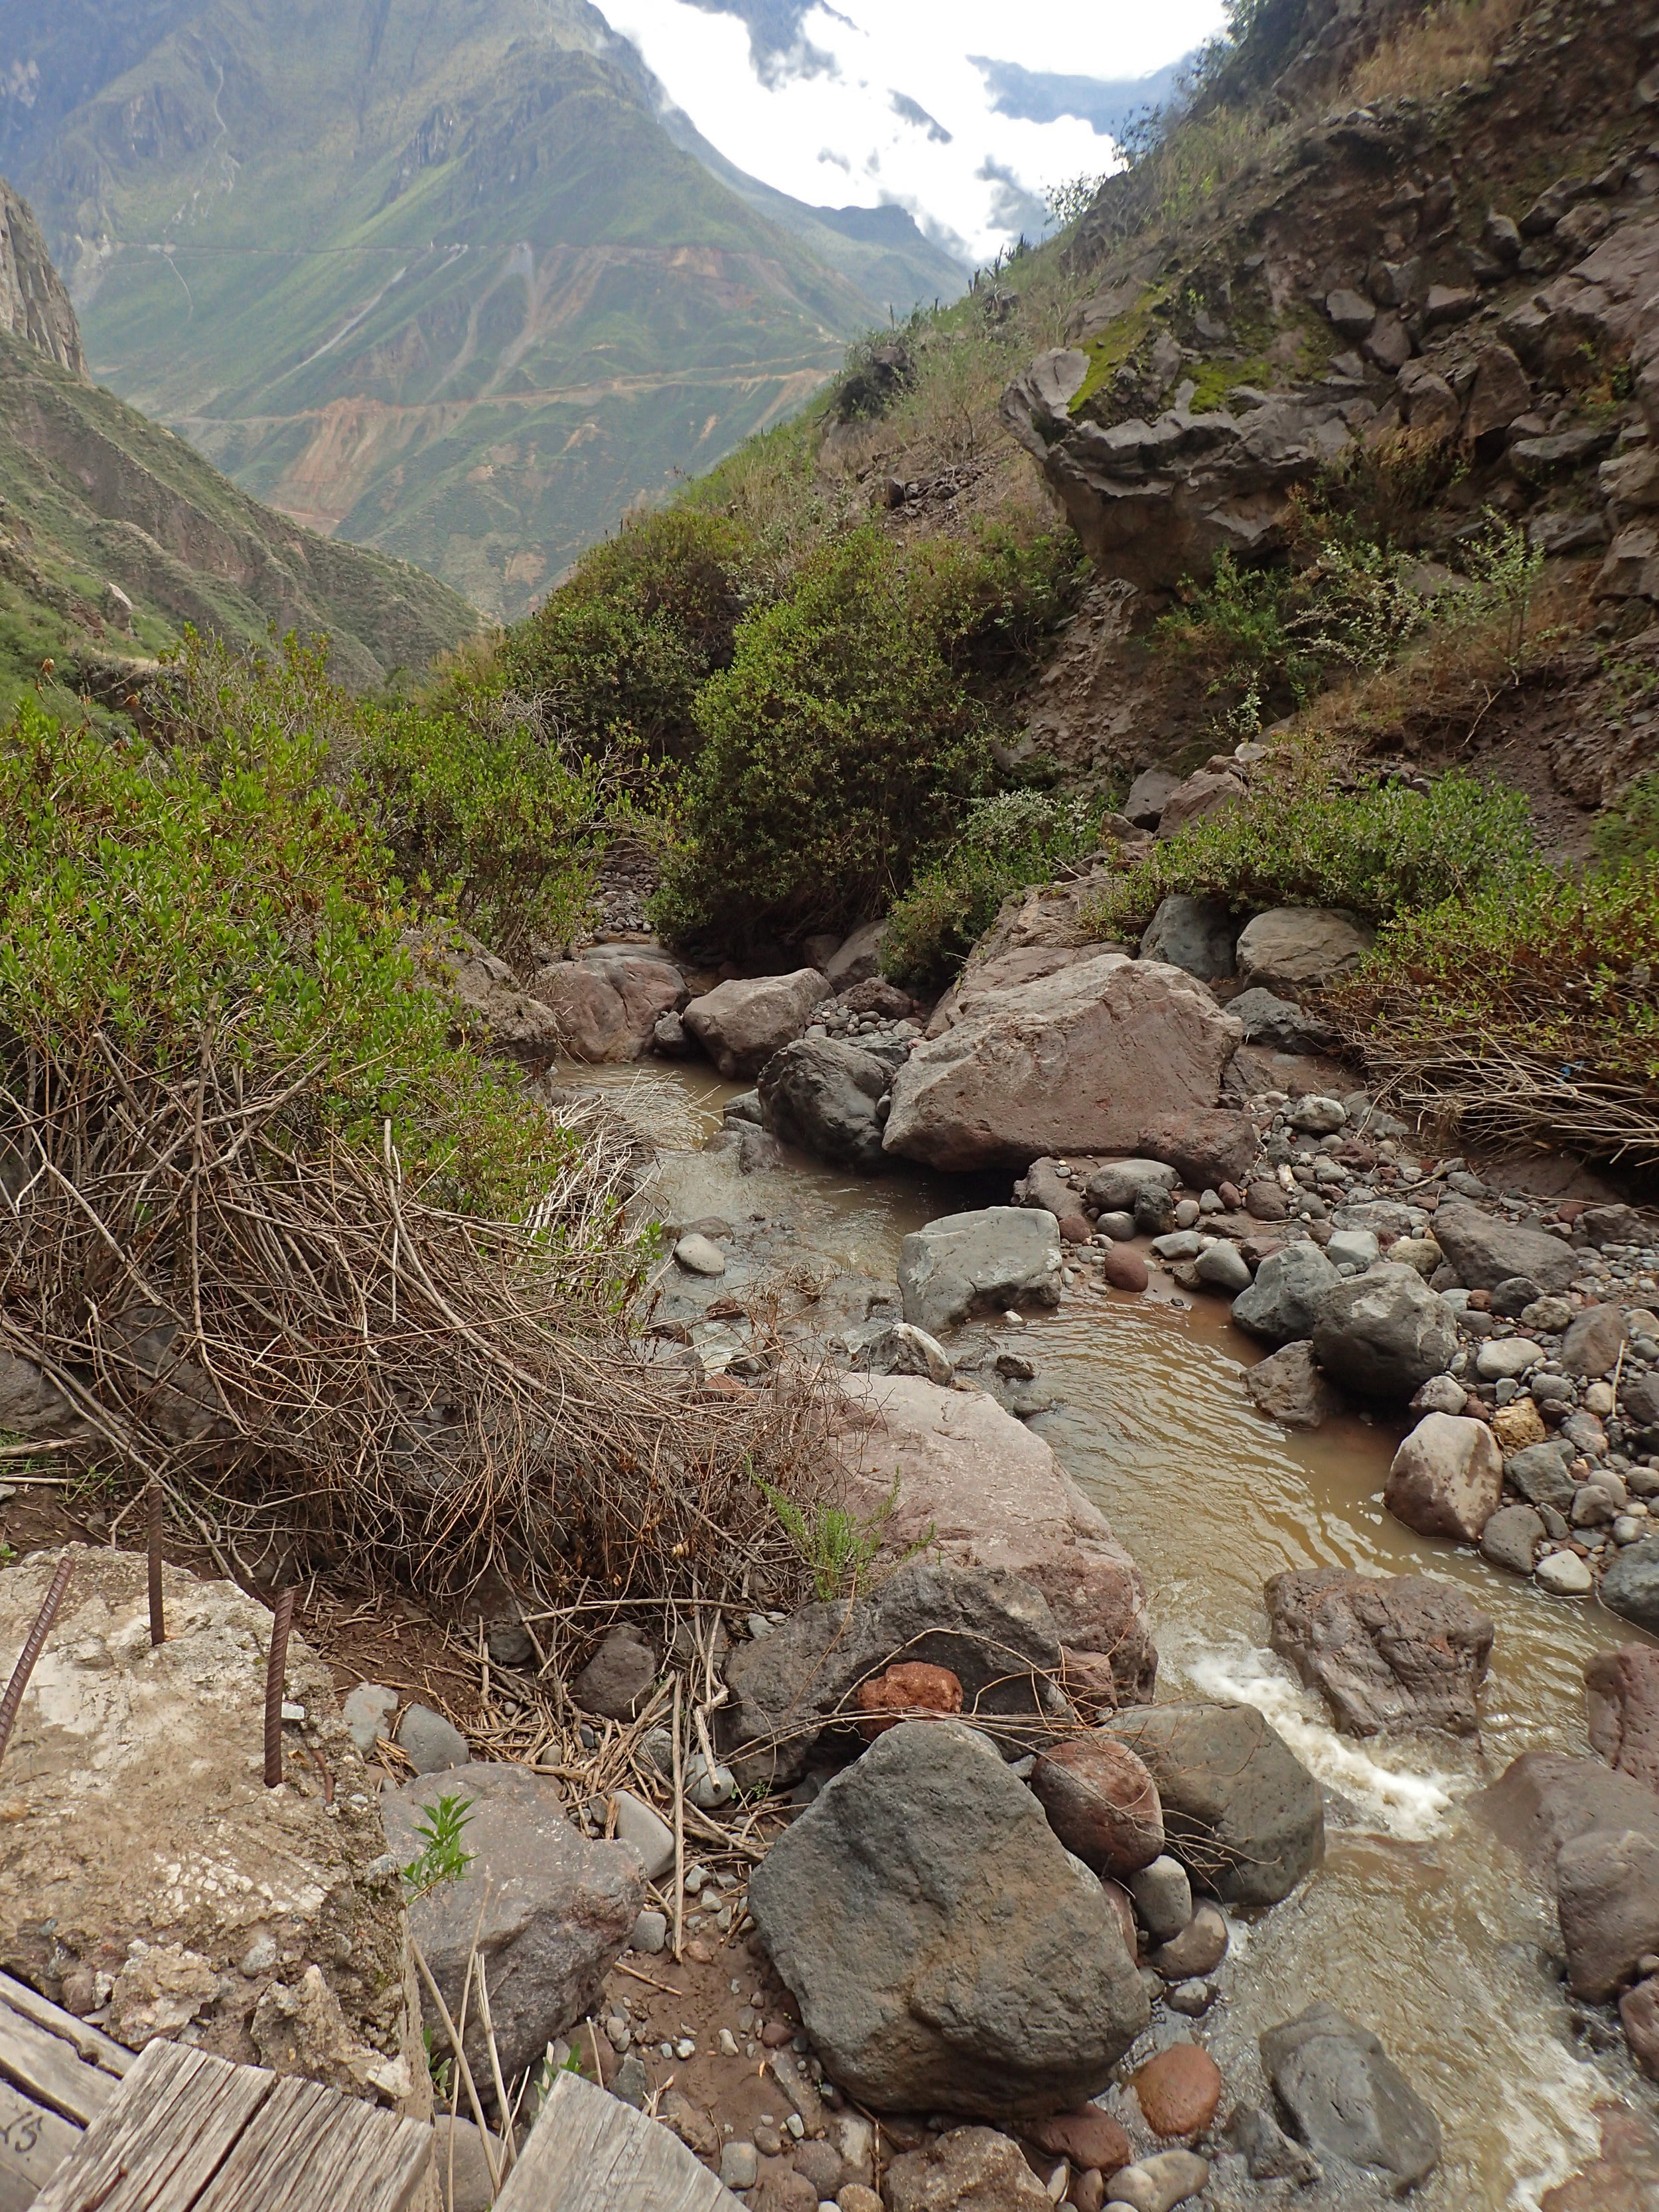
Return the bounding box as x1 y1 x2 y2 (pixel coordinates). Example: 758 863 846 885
1194 1240 1251 1293
674 1232 727 1276
629 1908 668 1954
1133 2045 1223 2137
717 2028 740 2056
754 2121 784 2156
1130 1856 1192 1942
1475 1337 1544 1381
676 2037 696 2059
1102 1245 1151 1292
1104 2149 1210 2212
1165 1980 1214 2017
1152 1901 1228 1981
720 2142 760 2189
1536 1550 1593 1595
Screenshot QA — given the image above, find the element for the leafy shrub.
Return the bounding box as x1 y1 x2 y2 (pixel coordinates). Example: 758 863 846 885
883 791 1104 987
1157 550 1312 705
907 526 1090 686
0 695 552 1213
1597 773 1659 869
1086 765 1538 936
652 529 993 944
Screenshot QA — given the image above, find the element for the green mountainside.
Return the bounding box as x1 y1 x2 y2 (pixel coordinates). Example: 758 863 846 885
13 0 966 619
0 186 479 717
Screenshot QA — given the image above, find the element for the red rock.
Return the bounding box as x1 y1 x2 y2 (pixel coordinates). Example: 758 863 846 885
1133 2043 1223 2136
1587 1647 1659 1794
1067 2173 1107 2212
1027 2107 1133 2172
1246 1181 1289 1221
1100 1878 1138 1962
1032 1735 1165 1877
1218 1181 1243 1211
1138 1108 1258 1191
1102 1246 1149 1292
1622 1978 1659 2079
855 1661 964 1739
1059 1213 1094 1245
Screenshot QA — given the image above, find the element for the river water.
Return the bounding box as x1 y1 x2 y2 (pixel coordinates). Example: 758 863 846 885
575 1063 1655 2206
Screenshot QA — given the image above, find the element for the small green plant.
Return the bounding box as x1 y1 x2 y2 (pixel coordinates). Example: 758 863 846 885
401 1791 476 1902
1449 510 1546 672
1155 551 1317 709
760 1473 914 1601
883 790 1106 988
423 2023 453 2102
1597 773 1659 869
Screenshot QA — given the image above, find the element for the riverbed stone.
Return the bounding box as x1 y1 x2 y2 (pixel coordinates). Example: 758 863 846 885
882 953 1242 1172
722 1560 1066 1788
886 2126 1052 2211
1027 2106 1133 2172
1102 2149 1209 2212
1476 1336 1545 1381
1135 2044 1222 2137
1586 1647 1659 1793
1384 1412 1503 1542
1537 1550 1595 1595
1234 908 1375 997
1129 1855 1192 1941
1505 1440 1577 1513
1265 1566 1492 1737
1429 1201 1579 1294
1102 1703 1323 1906
1557 1826 1659 2000
1031 1735 1165 1877
1232 1244 1341 1347
1138 1108 1258 1191
748 1720 1148 2117
1151 1901 1228 1981
1242 1341 1347 1430
682 970 832 1078
1195 1241 1251 1293
898 1207 1063 1336
1480 1503 1546 1575
758 1036 891 1169
571 1626 658 1720
397 1702 470 1774
840 1319 954 1384
1103 1244 1151 1292
1227 2103 1325 2184
1311 1266 1457 1400
532 954 685 1063
342 1681 397 1754
382 1762 642 2082
1563 1303 1629 1379
828 1376 1157 1708
1602 1540 1659 1634
1139 894 1237 981
1260 2003 1440 2190
674 1232 727 1277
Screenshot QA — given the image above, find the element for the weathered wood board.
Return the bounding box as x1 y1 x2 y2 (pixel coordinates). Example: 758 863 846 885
33 2037 432 2212
0 1996 115 2126
0 2077 80 2212
494 2069 744 2212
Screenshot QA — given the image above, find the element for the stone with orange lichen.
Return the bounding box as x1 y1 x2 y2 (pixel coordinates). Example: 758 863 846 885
855 1660 964 1738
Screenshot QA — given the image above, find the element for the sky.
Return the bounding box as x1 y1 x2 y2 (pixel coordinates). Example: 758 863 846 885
604 0 1229 269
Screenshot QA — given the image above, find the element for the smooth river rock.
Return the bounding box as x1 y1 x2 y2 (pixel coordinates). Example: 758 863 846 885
1232 1244 1341 1347
532 952 685 1063
1031 1733 1165 1877
1102 1701 1323 1905
1243 1340 1347 1430
1601 1540 1659 1635
747 1720 1148 2117
682 968 831 1078
1384 1412 1504 1542
1264 1566 1494 1737
758 1035 891 1169
881 952 1242 1171
830 1376 1157 1706
1586 1646 1659 1794
1429 1200 1579 1294
1260 2002 1441 2190
1234 907 1375 996
898 1207 1063 1336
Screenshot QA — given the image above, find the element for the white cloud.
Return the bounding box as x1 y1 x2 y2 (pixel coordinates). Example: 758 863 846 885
603 0 1226 267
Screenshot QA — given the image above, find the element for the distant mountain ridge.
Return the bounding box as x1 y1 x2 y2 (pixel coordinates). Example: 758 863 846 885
5 0 968 619
0 173 479 709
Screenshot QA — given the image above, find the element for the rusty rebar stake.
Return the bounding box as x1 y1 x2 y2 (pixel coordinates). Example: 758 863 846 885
147 1480 165 1647
0 1556 74 1772
263 1586 296 1788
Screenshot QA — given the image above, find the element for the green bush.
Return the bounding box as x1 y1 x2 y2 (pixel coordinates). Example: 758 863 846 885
1086 766 1538 937
652 529 993 944
1597 773 1659 869
0 694 553 1215
883 791 1104 988
907 526 1090 686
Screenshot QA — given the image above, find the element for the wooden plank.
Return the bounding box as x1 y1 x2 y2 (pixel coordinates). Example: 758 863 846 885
0 1998 117 2126
192 2071 431 2212
494 2069 743 2212
0 2077 80 2212
0 1972 132 2077
33 2040 271 2212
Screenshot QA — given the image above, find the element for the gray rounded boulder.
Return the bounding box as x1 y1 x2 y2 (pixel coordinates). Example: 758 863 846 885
1310 1263 1457 1400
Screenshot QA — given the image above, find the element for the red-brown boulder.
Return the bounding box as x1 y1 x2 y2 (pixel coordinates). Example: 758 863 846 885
1031 1734 1164 1876
855 1661 964 1739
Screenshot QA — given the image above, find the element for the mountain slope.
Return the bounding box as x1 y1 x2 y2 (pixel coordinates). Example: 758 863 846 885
15 0 956 619
0 179 479 712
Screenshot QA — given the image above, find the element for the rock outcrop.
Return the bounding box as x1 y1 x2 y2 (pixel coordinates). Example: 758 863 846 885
0 178 84 374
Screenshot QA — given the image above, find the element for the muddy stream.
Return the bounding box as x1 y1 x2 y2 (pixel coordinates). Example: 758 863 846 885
575 1063 1651 2207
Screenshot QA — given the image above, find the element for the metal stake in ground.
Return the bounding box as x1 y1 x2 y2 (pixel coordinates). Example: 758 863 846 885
147 1479 165 1647
263 1586 297 1788
0 1556 74 1772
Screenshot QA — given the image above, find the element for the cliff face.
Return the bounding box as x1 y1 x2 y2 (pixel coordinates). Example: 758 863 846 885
0 178 83 374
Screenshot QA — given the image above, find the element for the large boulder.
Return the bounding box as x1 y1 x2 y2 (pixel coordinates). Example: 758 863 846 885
382 1765 642 2082
682 969 831 1078
829 1376 1157 1708
758 1037 890 1169
1139 894 1236 982
1234 909 1375 997
747 1720 1149 2118
1429 1200 1579 1294
1137 1107 1258 1191
411 926 563 1061
1586 1647 1659 1795
0 1548 419 2101
1232 1243 1340 1347
1242 1341 1347 1430
1473 1751 1659 1878
1383 1412 1503 1541
1556 1827 1659 2001
530 952 685 1063
720 1560 1071 1791
897 1207 1063 1335
882 952 1242 1172
1260 2003 1441 2192
1100 1701 1323 1905
1311 1266 1457 1400
824 920 887 990
1263 1566 1494 1737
